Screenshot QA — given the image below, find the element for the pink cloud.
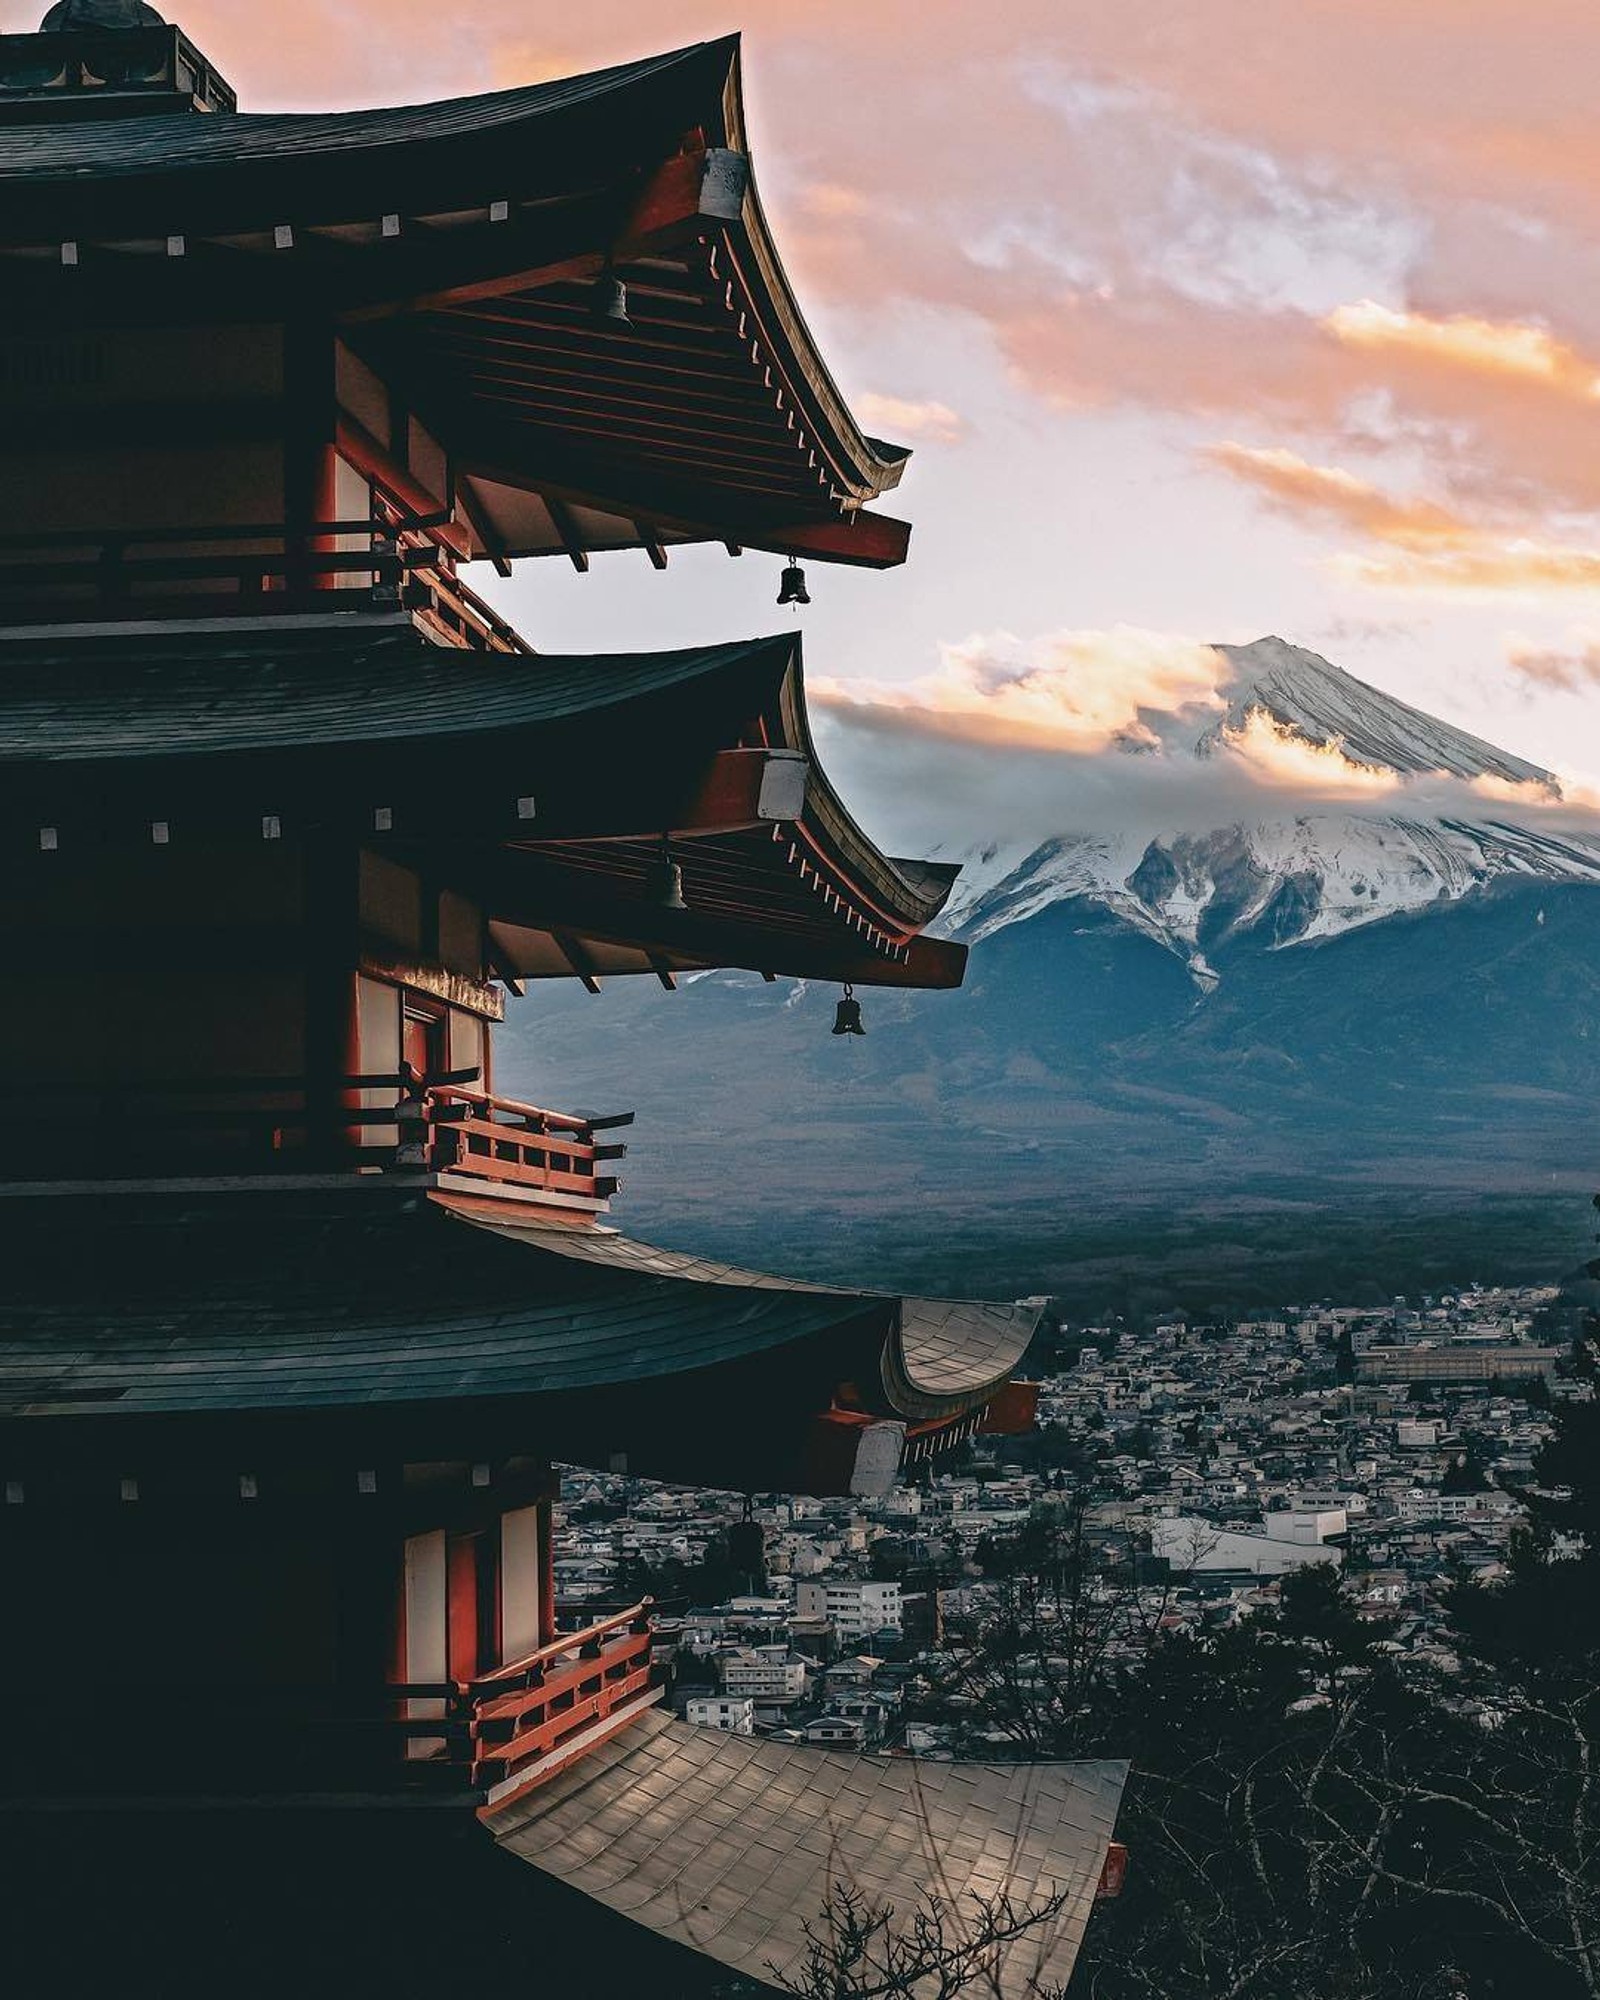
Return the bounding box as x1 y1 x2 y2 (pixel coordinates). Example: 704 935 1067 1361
174 0 1600 649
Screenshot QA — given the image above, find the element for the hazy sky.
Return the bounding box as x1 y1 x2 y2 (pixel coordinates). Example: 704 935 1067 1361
169 1 1600 829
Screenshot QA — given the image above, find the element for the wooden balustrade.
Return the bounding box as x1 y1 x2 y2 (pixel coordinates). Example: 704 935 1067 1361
0 1072 630 1197
397 1603 657 1795
416 1085 631 1211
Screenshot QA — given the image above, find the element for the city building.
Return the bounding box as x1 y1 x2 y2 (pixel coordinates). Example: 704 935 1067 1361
796 1577 905 1639
719 1648 811 1702
1360 1346 1562 1385
685 1697 755 1735
1153 1516 1345 1578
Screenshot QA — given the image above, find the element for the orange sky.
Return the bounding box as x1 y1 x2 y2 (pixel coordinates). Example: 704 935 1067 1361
123 3 1600 788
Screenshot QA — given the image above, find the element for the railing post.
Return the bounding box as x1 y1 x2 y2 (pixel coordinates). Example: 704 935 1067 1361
394 1072 431 1170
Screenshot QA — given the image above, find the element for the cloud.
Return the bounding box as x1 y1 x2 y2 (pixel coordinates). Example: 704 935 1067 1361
854 394 967 445
1506 632 1600 690
813 626 1230 754
814 623 1597 856
800 182 872 220
1204 444 1468 549
1216 708 1399 796
1334 541 1600 598
1208 444 1600 602
1324 301 1600 399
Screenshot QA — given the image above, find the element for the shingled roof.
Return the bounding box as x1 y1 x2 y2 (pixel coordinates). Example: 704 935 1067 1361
0 620 963 988
491 1708 1128 2000
0 37 910 569
0 1186 1037 1494
0 46 724 183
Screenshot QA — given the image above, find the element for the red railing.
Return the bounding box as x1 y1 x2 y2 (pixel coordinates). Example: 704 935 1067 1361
395 1603 657 1794
404 1084 631 1210
0 1072 632 1193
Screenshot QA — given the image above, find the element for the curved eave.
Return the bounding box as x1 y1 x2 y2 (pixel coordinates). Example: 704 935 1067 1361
475 1215 1040 1428
0 1189 1037 1494
887 1298 1040 1423
0 1188 888 1423
487 640 964 987
0 36 911 565
0 621 963 991
492 1710 1128 2000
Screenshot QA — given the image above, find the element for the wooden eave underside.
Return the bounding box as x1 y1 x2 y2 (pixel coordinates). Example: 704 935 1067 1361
0 626 964 988
0 39 912 569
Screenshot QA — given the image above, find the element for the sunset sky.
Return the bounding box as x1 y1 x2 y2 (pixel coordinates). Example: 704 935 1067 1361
172 1 1600 839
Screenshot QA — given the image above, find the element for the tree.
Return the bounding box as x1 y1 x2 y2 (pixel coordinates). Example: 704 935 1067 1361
1334 1326 1356 1386
925 1500 1168 1762
1440 1447 1490 1494
776 1880 1076 2000
923 1499 1596 1999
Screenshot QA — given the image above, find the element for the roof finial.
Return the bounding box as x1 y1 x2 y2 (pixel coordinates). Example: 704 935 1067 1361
39 0 167 28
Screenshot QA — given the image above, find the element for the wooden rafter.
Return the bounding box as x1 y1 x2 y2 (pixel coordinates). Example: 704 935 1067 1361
551 930 603 993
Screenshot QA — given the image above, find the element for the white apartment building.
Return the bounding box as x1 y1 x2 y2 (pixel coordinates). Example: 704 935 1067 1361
718 1648 809 1701
1395 1490 1517 1525
686 1696 756 1735
794 1579 903 1640
1262 1508 1347 1544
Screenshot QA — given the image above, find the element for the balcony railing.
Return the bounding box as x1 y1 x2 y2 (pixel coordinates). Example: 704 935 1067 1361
395 1603 658 1797
0 1074 629 1203
402 1084 631 1211
0 516 526 652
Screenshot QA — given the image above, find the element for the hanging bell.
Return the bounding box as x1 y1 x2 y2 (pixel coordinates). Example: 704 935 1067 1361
646 837 688 912
777 559 810 607
831 983 865 1036
591 268 630 326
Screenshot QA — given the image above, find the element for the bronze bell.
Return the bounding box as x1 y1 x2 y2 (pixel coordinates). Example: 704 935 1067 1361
591 269 630 326
831 983 865 1036
647 837 688 912
777 559 810 607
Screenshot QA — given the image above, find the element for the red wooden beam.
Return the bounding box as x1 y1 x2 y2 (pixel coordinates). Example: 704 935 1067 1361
1096 1843 1130 1900
762 511 912 569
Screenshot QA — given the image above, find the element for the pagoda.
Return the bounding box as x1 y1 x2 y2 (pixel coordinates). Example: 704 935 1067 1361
0 9 1126 1995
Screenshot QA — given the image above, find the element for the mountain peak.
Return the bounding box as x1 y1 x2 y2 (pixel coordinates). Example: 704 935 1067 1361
945 634 1595 970
1207 637 1555 790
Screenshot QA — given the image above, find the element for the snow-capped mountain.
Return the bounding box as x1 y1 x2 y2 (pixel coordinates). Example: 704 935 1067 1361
946 638 1600 980
1199 636 1554 785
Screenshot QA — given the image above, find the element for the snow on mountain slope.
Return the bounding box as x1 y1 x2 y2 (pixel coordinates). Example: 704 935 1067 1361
1203 636 1556 787
945 638 1600 978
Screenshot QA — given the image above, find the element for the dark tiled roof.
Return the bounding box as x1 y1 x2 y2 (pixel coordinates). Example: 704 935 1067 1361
492 1707 1128 1998
470 1217 1040 1422
0 624 789 764
0 43 728 182
0 1188 870 1418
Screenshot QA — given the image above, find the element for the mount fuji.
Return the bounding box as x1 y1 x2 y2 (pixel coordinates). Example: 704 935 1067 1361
940 637 1600 984
499 640 1600 1307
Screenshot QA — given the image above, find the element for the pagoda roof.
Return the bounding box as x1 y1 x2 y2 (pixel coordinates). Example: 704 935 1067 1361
0 37 912 570
0 1185 1037 1495
451 1205 1036 1427
0 620 965 987
491 1707 1128 1999
0 48 716 183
